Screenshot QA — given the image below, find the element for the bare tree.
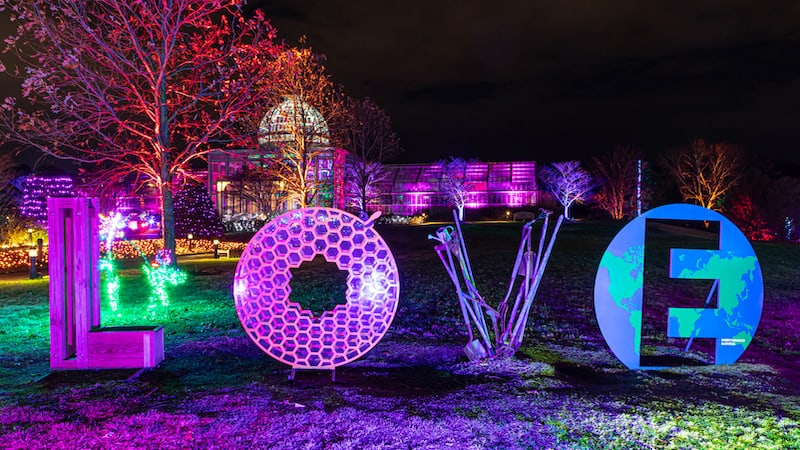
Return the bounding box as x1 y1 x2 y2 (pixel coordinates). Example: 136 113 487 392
0 149 20 218
0 1 283 260
660 139 745 211
227 164 280 216
438 156 471 221
539 160 595 220
344 160 389 217
592 145 641 220
339 96 402 216
260 43 345 209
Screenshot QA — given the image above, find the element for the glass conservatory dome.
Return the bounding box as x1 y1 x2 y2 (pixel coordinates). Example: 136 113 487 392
258 95 330 147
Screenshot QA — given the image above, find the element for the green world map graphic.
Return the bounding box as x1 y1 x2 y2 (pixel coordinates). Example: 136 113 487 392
594 204 764 370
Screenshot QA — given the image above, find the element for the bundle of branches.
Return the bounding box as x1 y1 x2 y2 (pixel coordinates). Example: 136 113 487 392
430 210 563 360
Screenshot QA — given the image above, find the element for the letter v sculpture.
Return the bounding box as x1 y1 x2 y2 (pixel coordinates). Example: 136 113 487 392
430 210 563 360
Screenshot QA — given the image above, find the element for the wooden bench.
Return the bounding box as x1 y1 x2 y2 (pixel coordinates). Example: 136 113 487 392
216 248 231 258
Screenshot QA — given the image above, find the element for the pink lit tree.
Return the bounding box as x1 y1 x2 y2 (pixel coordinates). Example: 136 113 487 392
659 139 744 211
0 1 284 261
340 96 402 216
727 165 800 240
539 160 595 220
727 194 774 241
438 156 471 220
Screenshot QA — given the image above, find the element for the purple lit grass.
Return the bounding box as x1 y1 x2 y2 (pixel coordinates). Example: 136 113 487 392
1 220 798 449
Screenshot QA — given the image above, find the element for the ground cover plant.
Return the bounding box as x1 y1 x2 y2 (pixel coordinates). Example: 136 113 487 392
0 219 798 449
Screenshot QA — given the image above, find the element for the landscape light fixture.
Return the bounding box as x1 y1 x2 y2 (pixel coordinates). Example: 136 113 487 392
28 248 37 279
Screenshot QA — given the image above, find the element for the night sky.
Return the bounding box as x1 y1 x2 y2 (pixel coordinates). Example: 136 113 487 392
2 2 800 166
253 0 800 165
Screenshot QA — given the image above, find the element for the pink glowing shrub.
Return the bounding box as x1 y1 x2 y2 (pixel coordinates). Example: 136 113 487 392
727 194 775 241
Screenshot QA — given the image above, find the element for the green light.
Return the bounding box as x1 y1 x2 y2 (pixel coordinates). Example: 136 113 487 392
99 212 187 321
142 262 187 320
99 257 121 317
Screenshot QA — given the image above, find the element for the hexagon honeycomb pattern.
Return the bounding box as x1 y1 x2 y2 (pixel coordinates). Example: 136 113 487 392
233 208 400 370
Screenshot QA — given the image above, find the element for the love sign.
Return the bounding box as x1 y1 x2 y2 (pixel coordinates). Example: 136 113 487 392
48 200 763 375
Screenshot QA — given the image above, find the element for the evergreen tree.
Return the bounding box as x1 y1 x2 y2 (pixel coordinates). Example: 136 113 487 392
174 183 224 239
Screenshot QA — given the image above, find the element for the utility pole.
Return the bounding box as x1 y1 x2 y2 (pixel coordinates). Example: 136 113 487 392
637 159 642 217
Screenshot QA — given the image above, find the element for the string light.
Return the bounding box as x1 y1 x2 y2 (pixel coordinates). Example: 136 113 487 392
97 211 190 321
174 183 224 239
19 175 74 224
141 250 187 320
99 212 128 317
0 247 49 272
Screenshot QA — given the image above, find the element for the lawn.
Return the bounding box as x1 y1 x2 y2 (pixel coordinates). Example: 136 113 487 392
0 219 798 449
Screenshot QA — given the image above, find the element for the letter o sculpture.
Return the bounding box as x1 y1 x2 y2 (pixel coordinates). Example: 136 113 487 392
233 208 400 370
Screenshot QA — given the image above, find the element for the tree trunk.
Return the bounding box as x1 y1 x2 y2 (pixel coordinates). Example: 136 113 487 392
157 73 176 263
161 182 176 265
360 183 368 215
